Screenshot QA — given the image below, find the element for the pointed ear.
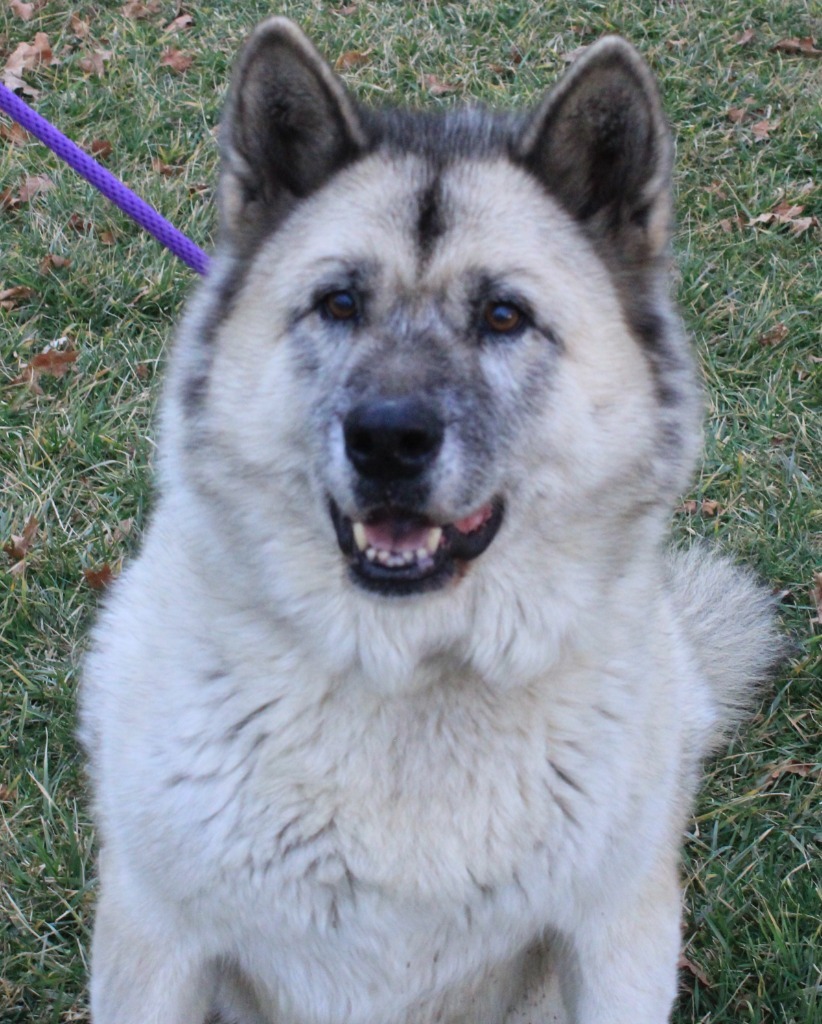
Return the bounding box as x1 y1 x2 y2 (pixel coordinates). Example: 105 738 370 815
219 17 367 249
518 37 673 262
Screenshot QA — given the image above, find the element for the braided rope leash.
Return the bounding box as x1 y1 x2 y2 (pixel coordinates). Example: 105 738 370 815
0 82 210 277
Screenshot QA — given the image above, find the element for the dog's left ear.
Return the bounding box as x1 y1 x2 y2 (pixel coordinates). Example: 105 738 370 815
518 37 673 263
219 17 367 250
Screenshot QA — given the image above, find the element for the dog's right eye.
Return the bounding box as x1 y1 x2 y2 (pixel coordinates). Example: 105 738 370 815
320 290 359 322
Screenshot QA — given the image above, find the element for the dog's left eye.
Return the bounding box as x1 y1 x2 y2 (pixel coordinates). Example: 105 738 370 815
321 290 359 322
483 301 526 336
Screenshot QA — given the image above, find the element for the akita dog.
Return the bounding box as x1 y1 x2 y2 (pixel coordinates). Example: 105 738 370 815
81 18 782 1024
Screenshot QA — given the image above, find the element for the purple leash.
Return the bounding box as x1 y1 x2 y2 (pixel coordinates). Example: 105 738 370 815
0 82 210 276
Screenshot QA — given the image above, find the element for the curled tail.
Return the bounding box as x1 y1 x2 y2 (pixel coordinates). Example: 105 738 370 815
668 546 788 750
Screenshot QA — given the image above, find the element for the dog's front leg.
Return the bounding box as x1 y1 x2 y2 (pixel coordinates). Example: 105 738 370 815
555 856 682 1024
90 867 215 1024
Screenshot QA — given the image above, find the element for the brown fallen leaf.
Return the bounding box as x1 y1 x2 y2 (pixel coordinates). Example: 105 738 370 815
84 564 115 590
749 200 819 235
152 157 181 176
758 322 789 347
3 514 38 564
160 49 193 73
734 28 756 46
98 229 117 245
424 73 458 95
334 4 358 14
68 212 92 233
70 14 91 38
2 32 54 95
10 1 35 22
121 0 160 17
39 253 71 273
767 760 817 781
17 174 54 202
0 187 21 211
91 138 113 159
0 284 35 310
771 37 822 57
0 121 28 145
679 499 723 517
727 106 748 123
79 50 113 77
335 49 370 71
164 14 194 33
0 784 17 803
13 346 78 392
678 954 711 988
751 117 781 141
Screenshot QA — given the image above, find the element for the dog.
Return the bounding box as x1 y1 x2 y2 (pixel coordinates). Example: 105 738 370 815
80 17 782 1024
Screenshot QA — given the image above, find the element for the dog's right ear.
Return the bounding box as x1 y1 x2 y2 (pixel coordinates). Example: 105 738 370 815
219 17 366 250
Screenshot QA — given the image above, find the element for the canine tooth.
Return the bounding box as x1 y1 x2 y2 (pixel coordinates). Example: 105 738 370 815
352 522 368 552
426 527 443 554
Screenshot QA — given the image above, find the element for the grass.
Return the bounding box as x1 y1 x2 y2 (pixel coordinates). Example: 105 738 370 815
1 1 819 1021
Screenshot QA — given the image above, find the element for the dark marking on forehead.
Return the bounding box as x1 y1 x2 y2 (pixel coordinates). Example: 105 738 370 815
416 177 445 263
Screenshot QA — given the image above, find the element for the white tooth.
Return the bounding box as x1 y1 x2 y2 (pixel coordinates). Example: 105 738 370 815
365 547 377 561
402 551 415 565
376 550 391 566
416 548 428 561
426 527 443 554
352 522 367 551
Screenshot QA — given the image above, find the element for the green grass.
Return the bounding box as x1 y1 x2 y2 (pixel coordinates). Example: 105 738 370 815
1 1 819 1021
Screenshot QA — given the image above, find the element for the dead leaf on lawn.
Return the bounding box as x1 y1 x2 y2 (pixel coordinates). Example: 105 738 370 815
2 32 54 94
13 345 78 392
335 49 371 71
0 121 28 145
749 200 819 235
678 499 723 517
767 760 817 781
334 4 358 14
79 49 113 77
560 44 589 63
67 212 92 233
3 514 38 564
771 37 822 57
678 954 711 988
424 73 458 95
727 106 749 123
70 14 91 38
160 49 193 73
121 0 160 18
39 253 71 273
733 28 756 46
91 138 113 159
17 174 54 202
9 1 35 22
152 157 180 176
84 564 115 590
751 117 781 141
0 284 35 310
164 14 194 33
758 322 789 347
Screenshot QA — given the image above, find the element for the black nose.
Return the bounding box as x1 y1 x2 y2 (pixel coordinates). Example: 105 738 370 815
344 398 444 481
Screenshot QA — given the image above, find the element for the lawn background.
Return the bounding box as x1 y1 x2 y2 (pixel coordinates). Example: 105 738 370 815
1 1 819 1021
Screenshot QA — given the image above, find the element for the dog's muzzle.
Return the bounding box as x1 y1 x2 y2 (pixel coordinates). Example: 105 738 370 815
330 396 503 595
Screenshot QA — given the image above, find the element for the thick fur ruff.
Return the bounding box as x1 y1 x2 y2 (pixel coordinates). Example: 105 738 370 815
80 19 783 1024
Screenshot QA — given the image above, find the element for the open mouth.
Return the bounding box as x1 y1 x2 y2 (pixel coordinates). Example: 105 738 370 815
329 498 504 595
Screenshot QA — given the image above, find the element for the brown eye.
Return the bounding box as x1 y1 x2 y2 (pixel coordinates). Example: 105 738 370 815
483 301 524 335
322 290 358 321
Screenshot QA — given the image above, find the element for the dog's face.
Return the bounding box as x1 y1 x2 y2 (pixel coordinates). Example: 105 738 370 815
169 19 700 615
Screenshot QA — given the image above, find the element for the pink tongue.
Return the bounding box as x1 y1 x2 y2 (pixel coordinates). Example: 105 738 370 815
453 504 492 534
364 519 432 553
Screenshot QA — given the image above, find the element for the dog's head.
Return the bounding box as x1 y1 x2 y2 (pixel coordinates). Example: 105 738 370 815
168 19 700 629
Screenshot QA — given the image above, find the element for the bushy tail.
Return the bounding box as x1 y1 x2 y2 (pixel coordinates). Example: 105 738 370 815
668 546 788 749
